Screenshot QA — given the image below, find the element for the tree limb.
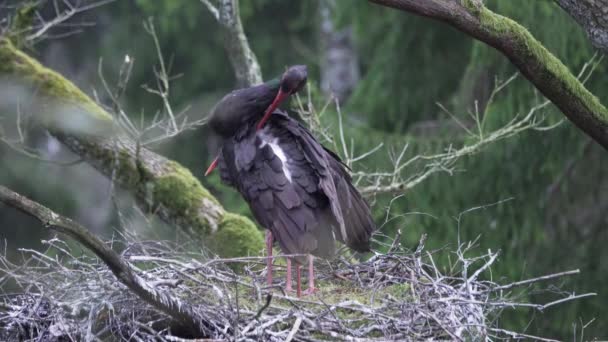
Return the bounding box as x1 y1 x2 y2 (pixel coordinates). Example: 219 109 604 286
203 0 263 87
0 185 213 337
0 38 262 251
368 0 608 151
556 0 608 54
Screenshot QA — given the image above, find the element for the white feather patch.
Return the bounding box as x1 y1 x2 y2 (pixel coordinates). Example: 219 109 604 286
259 130 292 182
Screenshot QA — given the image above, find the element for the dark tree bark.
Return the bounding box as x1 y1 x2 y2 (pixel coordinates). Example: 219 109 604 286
368 0 608 151
556 0 608 54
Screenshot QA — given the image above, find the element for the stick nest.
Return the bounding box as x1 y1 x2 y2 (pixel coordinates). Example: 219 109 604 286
0 233 586 341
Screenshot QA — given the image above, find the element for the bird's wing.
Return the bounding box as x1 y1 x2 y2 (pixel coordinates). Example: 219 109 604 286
219 125 335 261
277 113 375 253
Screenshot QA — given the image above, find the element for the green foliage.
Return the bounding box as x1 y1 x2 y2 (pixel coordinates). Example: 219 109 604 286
475 5 608 123
99 0 320 116
337 2 472 132
333 0 607 337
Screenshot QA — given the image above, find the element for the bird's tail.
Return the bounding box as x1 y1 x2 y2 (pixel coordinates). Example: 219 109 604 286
336 177 376 253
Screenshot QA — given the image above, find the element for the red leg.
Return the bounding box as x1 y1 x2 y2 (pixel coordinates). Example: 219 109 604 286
286 258 293 292
265 231 273 287
296 264 302 298
303 255 318 295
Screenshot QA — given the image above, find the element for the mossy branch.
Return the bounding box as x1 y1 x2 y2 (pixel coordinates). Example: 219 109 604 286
368 0 608 151
0 38 263 255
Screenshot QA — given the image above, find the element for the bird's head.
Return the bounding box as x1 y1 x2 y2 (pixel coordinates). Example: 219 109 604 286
208 65 308 138
205 65 308 176
280 65 308 96
256 65 307 130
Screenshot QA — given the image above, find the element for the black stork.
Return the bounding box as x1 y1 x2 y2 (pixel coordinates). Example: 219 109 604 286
206 65 375 296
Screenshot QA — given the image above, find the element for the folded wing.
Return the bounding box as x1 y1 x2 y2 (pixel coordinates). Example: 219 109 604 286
218 111 375 262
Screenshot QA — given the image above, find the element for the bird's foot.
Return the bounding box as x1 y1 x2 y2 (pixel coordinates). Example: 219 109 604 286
302 287 319 296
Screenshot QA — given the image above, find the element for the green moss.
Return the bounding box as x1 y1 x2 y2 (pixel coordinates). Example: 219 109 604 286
87 146 147 189
209 213 264 259
0 38 111 122
0 39 264 259
384 282 411 298
470 6 608 124
314 279 374 305
9 2 37 48
152 161 220 232
461 0 482 15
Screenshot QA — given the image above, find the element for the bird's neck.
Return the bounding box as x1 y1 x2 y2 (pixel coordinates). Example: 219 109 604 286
261 78 281 99
249 77 282 113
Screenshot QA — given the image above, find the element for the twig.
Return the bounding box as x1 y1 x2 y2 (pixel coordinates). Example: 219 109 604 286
284 316 302 342
0 199 593 341
488 269 581 292
254 293 272 320
0 185 213 338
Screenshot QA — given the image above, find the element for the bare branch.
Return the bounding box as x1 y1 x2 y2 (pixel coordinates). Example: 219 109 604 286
488 269 582 292
0 221 592 340
200 0 220 20
0 185 211 337
297 68 562 197
7 0 117 44
142 18 178 133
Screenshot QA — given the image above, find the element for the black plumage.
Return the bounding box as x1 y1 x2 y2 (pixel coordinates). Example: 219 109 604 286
216 111 375 263
206 65 375 295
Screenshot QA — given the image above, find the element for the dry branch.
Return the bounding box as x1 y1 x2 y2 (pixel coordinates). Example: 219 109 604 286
0 185 212 338
295 71 558 198
1 0 117 46
368 0 608 150
0 192 595 340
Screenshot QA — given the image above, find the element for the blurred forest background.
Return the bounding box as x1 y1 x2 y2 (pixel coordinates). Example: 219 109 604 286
0 0 606 339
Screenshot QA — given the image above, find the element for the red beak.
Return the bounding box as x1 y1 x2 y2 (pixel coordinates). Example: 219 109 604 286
204 156 219 176
256 89 288 131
